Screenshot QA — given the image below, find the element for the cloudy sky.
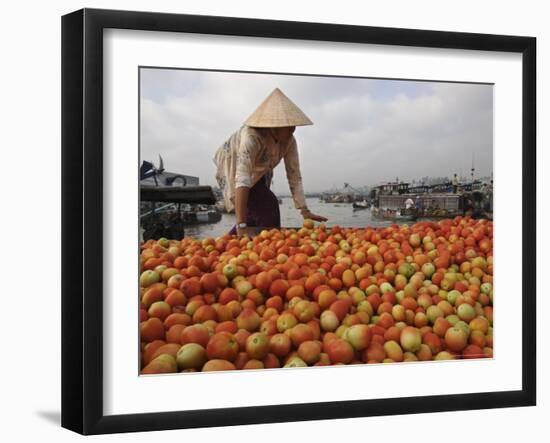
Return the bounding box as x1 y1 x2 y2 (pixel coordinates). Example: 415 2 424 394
140 68 493 194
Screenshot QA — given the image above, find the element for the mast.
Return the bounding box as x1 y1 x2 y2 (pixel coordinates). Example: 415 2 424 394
471 152 475 184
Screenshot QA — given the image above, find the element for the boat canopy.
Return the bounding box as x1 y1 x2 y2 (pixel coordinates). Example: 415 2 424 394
140 185 216 204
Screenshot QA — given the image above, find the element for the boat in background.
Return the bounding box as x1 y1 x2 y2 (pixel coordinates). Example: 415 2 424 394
352 200 370 210
371 207 417 222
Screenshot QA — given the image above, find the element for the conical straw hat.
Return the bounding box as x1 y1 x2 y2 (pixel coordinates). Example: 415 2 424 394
244 88 313 128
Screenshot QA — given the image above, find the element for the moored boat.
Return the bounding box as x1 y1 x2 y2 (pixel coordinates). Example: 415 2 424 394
371 207 417 222
352 200 370 210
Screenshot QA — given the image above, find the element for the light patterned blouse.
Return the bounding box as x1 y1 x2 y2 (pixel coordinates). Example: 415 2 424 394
213 125 308 213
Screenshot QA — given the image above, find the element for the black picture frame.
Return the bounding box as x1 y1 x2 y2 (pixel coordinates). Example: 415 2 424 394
61 8 536 435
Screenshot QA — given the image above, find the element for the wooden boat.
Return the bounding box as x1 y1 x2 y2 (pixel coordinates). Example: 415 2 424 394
140 157 220 240
140 185 218 241
352 201 370 210
371 207 417 222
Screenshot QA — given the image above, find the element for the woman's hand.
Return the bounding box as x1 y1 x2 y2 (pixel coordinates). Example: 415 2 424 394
301 209 328 222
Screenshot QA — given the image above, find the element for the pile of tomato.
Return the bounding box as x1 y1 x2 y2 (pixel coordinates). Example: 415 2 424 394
139 217 493 374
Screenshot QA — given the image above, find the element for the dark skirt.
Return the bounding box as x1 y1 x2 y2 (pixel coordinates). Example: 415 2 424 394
229 176 281 234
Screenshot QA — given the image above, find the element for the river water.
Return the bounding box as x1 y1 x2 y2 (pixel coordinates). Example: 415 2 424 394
183 197 400 239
